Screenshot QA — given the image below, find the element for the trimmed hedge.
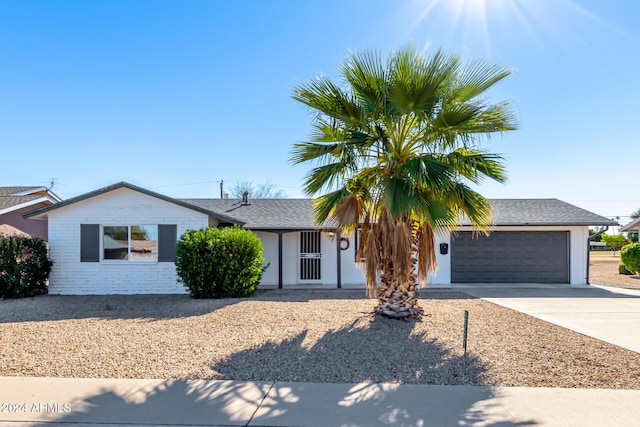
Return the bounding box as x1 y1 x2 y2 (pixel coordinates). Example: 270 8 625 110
0 236 53 298
620 242 640 275
175 226 268 298
618 263 633 275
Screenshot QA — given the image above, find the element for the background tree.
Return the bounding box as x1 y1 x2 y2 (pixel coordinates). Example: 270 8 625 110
291 46 516 318
601 234 629 254
631 209 640 219
230 181 287 199
589 227 604 242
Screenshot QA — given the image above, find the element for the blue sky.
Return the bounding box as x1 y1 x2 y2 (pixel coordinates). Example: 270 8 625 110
1 0 638 226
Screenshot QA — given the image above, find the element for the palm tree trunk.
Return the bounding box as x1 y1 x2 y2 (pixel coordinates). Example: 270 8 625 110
376 220 423 319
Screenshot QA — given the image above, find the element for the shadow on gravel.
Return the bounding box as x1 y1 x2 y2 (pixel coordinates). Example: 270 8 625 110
255 288 475 302
213 315 484 385
205 315 535 425
0 294 250 323
0 289 471 323
20 294 537 426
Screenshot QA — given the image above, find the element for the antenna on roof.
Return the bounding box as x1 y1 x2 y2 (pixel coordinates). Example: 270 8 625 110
47 178 56 191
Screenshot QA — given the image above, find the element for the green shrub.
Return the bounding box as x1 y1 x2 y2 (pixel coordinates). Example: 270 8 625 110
620 242 640 274
0 236 53 298
619 263 633 275
175 226 268 298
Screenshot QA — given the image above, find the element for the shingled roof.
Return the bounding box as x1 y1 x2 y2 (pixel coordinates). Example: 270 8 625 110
0 186 60 212
0 186 44 196
22 182 616 229
459 199 617 227
24 182 242 225
183 197 615 229
180 198 333 230
620 217 640 232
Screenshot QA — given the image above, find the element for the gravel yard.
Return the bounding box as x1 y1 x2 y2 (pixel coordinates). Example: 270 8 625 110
589 253 640 290
2 290 640 389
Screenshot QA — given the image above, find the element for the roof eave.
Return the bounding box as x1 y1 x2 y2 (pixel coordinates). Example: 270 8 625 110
1 197 56 217
243 226 338 232
457 221 618 227
620 218 640 232
23 182 244 225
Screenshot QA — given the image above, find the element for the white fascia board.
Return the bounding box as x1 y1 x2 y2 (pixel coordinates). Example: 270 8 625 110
10 187 47 196
0 197 55 216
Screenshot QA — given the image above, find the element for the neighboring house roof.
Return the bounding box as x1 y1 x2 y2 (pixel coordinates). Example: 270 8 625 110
24 182 243 225
0 224 31 238
620 217 640 233
460 199 617 227
0 186 61 215
181 198 334 230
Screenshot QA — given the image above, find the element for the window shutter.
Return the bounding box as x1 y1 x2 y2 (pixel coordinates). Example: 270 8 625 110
158 224 177 262
80 224 100 262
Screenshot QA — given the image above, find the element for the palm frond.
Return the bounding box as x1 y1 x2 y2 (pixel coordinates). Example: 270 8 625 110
382 175 421 219
312 188 351 225
290 141 343 164
392 220 413 284
341 50 388 118
441 149 507 184
388 47 459 117
441 182 493 232
302 162 351 195
332 194 364 233
399 154 453 189
416 221 436 284
451 58 513 103
292 76 365 128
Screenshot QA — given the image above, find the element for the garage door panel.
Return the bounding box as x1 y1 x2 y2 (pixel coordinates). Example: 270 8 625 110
451 231 569 283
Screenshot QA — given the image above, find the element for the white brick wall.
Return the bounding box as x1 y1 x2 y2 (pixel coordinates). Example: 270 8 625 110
47 188 209 295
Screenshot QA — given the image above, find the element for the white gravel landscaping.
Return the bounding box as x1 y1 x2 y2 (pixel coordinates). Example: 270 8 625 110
1 290 639 389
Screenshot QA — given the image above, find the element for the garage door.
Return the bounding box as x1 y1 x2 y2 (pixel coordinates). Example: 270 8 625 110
451 231 569 283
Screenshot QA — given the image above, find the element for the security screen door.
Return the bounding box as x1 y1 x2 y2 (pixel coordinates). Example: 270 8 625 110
299 231 321 281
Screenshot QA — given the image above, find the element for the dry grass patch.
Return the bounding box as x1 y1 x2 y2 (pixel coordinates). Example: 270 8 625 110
589 254 640 290
1 291 639 389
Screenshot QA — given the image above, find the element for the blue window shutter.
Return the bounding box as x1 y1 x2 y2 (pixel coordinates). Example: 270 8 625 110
80 224 100 262
158 224 177 262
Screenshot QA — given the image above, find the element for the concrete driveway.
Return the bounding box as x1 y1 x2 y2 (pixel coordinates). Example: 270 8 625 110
462 284 640 353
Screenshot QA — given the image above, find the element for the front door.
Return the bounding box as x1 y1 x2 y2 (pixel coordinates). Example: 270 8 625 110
299 231 321 281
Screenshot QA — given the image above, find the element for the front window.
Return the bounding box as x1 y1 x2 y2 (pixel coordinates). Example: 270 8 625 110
103 225 158 262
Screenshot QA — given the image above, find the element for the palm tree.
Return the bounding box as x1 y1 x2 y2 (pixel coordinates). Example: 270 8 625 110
291 46 517 318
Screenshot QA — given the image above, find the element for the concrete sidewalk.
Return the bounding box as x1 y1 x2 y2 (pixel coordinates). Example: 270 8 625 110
2 376 640 426
462 285 640 353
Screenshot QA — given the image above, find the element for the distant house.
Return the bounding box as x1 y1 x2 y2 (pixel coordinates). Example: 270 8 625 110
25 182 616 295
620 218 640 238
0 186 61 241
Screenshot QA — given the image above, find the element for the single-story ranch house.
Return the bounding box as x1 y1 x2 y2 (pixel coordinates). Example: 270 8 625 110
24 182 616 295
620 217 640 237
